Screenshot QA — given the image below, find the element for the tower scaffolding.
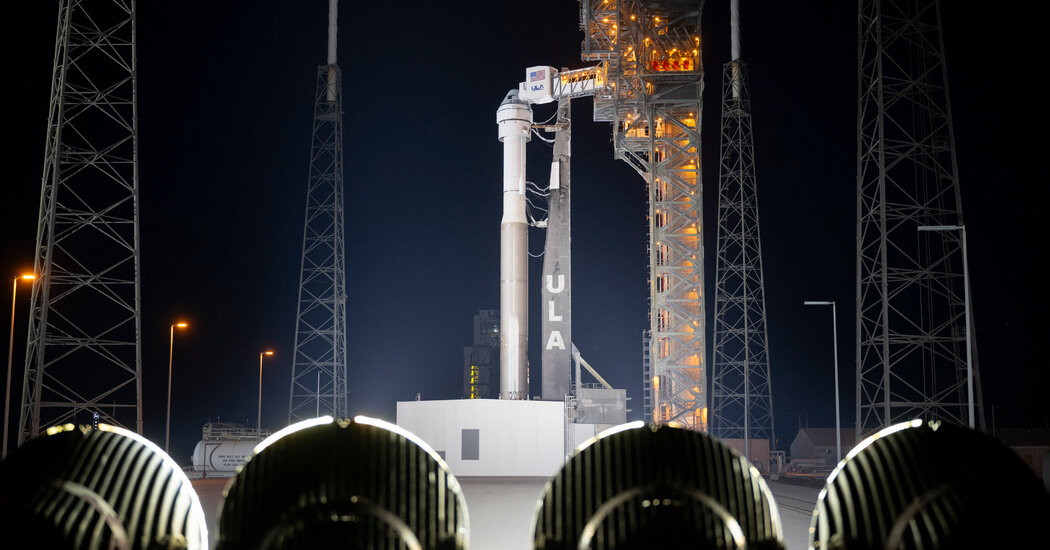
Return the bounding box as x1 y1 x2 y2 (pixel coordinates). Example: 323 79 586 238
288 1 348 423
20 0 143 444
855 0 983 437
581 0 707 429
710 0 775 458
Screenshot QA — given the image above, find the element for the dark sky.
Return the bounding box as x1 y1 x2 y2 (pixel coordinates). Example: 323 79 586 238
1 1 1044 464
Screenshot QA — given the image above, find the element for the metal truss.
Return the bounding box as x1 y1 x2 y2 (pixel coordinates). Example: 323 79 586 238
288 65 348 423
20 0 142 444
582 0 707 429
856 0 983 437
710 61 775 447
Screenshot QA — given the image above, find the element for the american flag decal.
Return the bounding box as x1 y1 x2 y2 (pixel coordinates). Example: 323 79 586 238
529 69 546 82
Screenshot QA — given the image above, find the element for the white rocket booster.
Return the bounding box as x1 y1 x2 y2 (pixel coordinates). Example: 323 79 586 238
496 91 532 400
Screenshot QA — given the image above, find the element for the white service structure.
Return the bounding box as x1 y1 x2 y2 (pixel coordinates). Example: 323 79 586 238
397 399 564 477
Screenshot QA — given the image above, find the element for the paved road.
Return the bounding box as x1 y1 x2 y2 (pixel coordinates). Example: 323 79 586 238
458 477 548 550
192 476 821 550
191 478 228 550
767 479 822 550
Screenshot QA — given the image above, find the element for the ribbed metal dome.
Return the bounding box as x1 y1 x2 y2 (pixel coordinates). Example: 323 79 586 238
810 420 1050 549
0 424 208 550
217 416 468 550
532 422 783 549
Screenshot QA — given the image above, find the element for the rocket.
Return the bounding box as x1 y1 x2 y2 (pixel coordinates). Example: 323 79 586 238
496 91 532 400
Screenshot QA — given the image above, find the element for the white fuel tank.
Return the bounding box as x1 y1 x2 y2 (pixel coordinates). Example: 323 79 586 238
191 439 256 473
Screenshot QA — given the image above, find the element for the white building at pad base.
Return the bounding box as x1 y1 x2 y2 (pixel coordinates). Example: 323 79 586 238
397 399 564 477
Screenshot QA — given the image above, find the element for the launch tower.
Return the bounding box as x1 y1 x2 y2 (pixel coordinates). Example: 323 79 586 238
855 0 982 436
581 0 707 428
20 0 143 443
288 0 349 422
710 0 775 457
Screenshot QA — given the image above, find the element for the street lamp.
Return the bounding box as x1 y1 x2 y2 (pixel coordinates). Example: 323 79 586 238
804 300 841 463
918 224 973 428
258 350 275 439
165 321 189 455
4 274 35 459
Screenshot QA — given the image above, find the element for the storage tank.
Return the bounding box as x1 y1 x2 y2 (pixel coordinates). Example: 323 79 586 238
190 421 268 475
192 439 257 474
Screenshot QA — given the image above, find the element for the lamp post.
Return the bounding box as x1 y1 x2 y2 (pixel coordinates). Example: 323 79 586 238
804 300 841 463
165 321 189 455
4 274 35 459
258 350 274 439
918 224 973 428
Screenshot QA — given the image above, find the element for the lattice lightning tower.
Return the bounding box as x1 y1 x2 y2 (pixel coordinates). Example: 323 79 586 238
581 0 707 429
20 0 143 444
710 0 775 451
856 0 983 437
288 1 348 423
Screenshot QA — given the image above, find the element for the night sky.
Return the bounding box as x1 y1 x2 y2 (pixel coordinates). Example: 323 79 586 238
1 1 1043 465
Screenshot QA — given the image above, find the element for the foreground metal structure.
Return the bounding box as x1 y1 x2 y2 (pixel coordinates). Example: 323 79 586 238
533 423 783 548
812 420 1050 549
20 0 143 444
0 424 208 548
581 0 707 428
219 417 469 549
288 2 348 422
855 0 982 437
710 5 775 452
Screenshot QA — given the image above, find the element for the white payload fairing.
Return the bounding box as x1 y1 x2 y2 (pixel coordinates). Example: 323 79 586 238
496 91 532 400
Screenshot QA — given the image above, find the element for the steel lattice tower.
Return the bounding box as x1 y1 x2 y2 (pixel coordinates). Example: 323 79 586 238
710 54 775 450
288 61 348 423
856 0 982 437
20 0 142 444
582 0 707 429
